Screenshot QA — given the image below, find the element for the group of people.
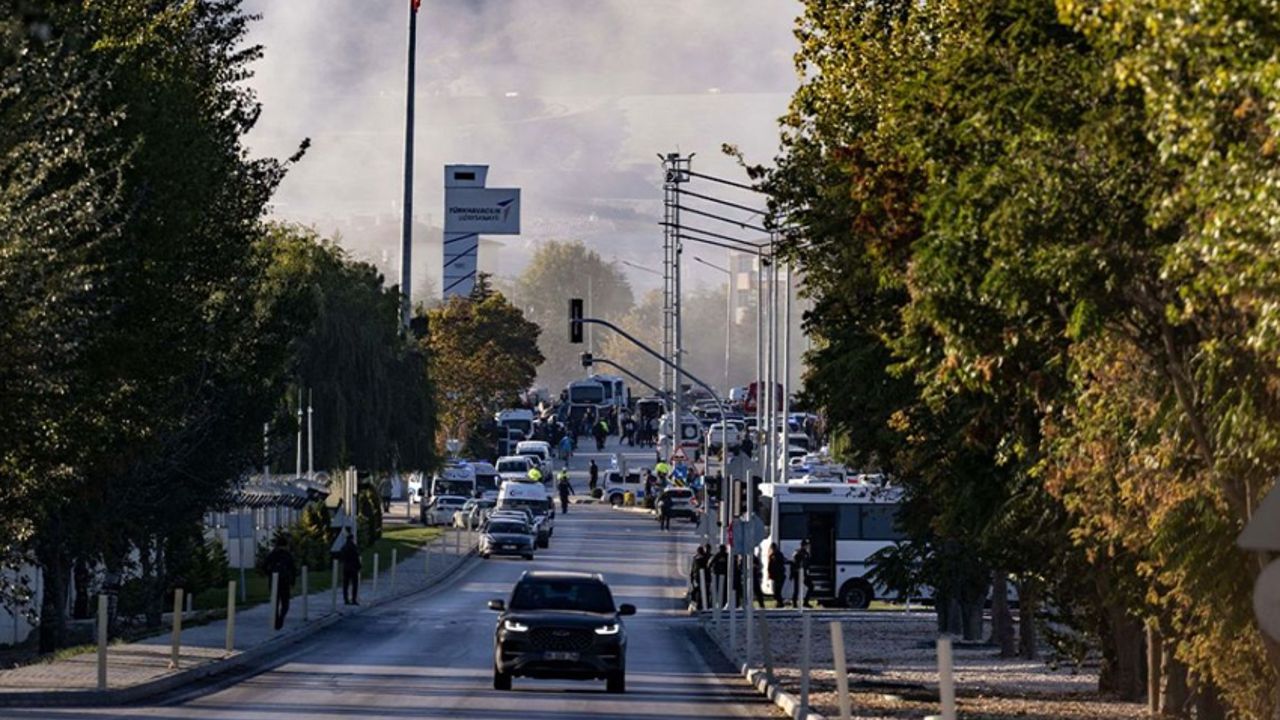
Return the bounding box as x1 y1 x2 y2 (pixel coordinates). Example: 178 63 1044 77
620 413 660 447
687 538 814 609
259 527 365 631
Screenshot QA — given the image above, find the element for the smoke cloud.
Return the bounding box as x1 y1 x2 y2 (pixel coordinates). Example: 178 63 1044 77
241 0 798 295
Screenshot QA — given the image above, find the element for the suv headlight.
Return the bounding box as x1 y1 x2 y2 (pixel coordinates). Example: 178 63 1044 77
594 623 620 635
503 620 529 632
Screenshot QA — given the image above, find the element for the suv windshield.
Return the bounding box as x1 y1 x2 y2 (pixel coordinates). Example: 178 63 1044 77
510 579 616 614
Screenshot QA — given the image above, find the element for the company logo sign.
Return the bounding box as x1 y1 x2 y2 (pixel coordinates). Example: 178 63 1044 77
444 188 521 234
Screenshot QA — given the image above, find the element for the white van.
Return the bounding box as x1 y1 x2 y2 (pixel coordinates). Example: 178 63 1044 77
496 480 554 547
515 440 552 468
495 455 535 484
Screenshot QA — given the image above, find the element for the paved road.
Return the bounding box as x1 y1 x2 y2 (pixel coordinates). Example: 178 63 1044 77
14 439 774 720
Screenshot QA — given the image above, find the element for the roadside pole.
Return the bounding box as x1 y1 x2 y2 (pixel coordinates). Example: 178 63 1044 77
300 566 309 622
96 594 108 690
269 573 279 632
937 637 957 720
390 548 398 596
372 553 380 599
226 581 237 653
330 560 339 612
169 588 184 669
831 620 852 720
799 611 811 713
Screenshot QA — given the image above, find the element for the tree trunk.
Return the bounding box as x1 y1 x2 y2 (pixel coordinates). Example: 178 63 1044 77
989 572 1016 657
1191 675 1227 720
1016 578 1038 660
34 518 71 653
1159 644 1189 718
1106 610 1146 701
1147 625 1160 713
959 572 989 643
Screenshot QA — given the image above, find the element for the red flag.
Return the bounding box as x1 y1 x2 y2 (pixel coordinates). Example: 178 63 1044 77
411 0 421 12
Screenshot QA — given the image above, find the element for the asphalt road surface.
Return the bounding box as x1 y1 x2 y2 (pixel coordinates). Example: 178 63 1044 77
16 438 775 720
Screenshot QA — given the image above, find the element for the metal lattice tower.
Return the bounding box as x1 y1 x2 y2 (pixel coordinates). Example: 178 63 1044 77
661 153 692 424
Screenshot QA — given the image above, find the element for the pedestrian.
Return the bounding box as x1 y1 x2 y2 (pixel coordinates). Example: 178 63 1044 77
593 419 609 451
790 538 813 608
556 469 574 514
689 544 710 608
262 535 297 629
740 433 755 459
588 459 599 491
711 544 729 608
732 553 745 608
558 434 574 462
752 551 767 609
339 528 362 606
658 490 673 531
767 542 787 607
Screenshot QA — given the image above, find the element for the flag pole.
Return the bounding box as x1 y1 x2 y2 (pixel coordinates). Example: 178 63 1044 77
399 0 419 331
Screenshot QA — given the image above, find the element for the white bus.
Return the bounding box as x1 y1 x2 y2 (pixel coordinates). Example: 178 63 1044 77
756 482 907 609
590 374 628 412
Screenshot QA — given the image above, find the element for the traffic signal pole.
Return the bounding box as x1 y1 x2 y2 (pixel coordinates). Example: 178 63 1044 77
572 311 728 545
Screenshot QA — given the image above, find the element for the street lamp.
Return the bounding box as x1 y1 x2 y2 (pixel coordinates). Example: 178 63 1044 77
620 259 662 277
692 255 733 398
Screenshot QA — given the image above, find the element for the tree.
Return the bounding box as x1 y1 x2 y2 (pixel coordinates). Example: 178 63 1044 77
512 240 634 392
427 292 542 449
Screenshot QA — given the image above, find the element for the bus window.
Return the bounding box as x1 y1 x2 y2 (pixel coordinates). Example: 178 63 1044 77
778 506 807 540
838 505 861 540
860 505 905 541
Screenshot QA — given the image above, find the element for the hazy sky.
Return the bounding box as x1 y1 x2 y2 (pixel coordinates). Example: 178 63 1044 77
242 0 800 296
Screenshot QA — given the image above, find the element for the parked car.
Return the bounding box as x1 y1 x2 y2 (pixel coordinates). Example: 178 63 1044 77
515 440 553 469
454 498 496 530
601 470 644 507
489 571 636 693
656 487 699 523
705 421 742 451
480 519 536 561
421 495 468 526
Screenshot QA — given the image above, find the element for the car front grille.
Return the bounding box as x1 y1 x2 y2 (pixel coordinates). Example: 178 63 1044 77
529 627 594 652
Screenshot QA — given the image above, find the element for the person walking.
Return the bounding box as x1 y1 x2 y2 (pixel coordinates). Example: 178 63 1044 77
689 544 710 609
556 469 574 514
790 538 813 608
338 528 362 606
262 536 297 630
558 433 574 463
740 433 755 459
711 544 729 609
588 459 599 492
593 418 609 451
732 553 745 608
658 490 673 531
767 542 787 607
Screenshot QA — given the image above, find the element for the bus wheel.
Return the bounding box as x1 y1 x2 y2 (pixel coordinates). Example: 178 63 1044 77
839 580 873 610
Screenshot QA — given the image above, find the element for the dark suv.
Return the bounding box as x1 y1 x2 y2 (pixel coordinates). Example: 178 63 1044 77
488 571 636 693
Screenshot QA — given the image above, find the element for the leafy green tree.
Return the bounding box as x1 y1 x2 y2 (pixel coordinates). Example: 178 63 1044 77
512 240 634 392
427 292 542 450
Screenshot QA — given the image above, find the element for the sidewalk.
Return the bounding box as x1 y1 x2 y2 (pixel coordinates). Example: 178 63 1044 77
0 527 478 707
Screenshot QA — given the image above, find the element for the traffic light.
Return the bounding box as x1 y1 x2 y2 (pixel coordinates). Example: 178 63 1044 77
581 352 593 368
569 298 584 343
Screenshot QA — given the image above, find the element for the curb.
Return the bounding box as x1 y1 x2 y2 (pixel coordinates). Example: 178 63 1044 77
0 547 479 708
702 621 828 720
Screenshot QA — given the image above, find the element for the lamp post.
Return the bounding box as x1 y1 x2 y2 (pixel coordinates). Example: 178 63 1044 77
692 255 733 398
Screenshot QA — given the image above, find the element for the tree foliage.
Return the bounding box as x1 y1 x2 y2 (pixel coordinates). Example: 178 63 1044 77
512 240 633 392
427 292 542 447
763 0 1280 713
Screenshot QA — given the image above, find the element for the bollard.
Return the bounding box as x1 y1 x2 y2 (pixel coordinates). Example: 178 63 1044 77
372 552 380 599
759 606 776 679
390 548 398 596
831 621 852 720
699 568 711 615
96 594 108 690
712 576 722 634
170 588 184 669
938 637 956 720
729 573 737 664
269 572 279 632
301 565 309 622
226 581 237 653
745 555 754 668
800 612 812 713
331 559 339 612
798 567 806 612
186 593 193 613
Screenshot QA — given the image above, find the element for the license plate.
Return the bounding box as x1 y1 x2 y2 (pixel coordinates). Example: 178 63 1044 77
544 651 578 661
502 544 517 550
